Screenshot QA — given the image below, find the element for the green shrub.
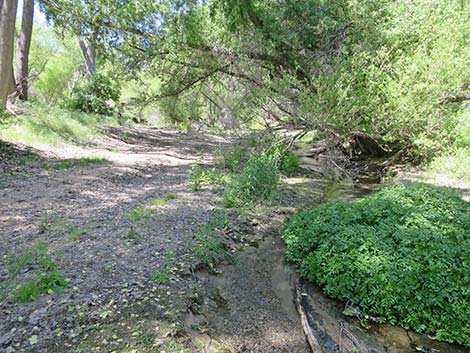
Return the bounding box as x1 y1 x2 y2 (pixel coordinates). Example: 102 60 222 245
280 151 299 175
68 73 121 115
224 152 280 207
282 184 470 346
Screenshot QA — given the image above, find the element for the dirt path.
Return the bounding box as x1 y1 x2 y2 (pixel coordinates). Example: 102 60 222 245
1 127 237 352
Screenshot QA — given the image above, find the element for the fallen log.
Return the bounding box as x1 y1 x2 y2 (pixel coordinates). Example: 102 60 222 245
295 279 323 353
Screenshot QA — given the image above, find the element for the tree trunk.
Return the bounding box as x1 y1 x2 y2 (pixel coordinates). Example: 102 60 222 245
78 36 96 76
16 0 34 100
8 64 16 94
0 0 18 110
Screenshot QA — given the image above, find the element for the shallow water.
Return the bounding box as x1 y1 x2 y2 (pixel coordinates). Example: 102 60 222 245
195 175 469 353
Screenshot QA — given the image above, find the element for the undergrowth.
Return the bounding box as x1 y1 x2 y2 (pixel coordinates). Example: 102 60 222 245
0 103 121 146
282 184 470 346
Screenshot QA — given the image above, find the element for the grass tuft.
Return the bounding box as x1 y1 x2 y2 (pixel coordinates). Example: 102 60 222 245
49 156 107 170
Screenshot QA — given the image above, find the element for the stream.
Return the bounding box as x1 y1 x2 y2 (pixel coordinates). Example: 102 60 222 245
190 175 469 353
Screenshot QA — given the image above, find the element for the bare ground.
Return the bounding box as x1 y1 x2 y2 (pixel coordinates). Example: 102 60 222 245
0 127 319 353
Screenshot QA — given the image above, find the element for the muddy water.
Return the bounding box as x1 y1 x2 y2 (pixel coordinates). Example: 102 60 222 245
195 177 469 353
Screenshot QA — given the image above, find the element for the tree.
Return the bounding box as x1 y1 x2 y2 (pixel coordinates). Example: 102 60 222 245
0 0 18 110
16 0 34 100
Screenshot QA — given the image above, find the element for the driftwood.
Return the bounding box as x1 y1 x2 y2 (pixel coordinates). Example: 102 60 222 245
350 132 390 157
295 279 323 353
439 82 470 103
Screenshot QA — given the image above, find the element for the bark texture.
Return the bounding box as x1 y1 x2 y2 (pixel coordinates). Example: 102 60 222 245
0 0 18 109
78 36 96 76
16 0 34 100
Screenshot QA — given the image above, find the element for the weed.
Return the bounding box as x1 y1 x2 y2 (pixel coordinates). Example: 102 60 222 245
6 243 68 302
192 213 235 271
37 212 86 240
188 163 225 191
37 211 61 233
151 269 171 285
151 251 176 285
166 192 176 200
67 224 87 241
151 199 166 208
123 227 142 242
50 156 107 170
13 270 68 302
128 206 153 221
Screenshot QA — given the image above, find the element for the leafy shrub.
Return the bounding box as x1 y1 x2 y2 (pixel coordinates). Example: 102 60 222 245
68 73 121 115
280 151 299 175
224 152 280 207
282 184 470 346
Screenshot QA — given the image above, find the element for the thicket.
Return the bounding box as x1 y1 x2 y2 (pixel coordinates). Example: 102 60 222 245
282 184 470 346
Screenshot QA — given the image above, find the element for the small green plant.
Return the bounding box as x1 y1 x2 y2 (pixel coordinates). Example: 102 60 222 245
67 224 87 241
280 151 299 175
151 269 171 285
37 212 85 240
151 251 176 285
188 163 225 191
6 243 68 302
216 146 246 171
192 213 235 271
128 206 153 221
283 184 470 346
122 227 142 242
151 199 166 208
37 211 61 233
50 156 107 170
166 192 176 200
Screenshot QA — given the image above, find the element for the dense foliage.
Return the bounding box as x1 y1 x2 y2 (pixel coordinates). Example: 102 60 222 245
68 72 121 115
282 184 470 346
